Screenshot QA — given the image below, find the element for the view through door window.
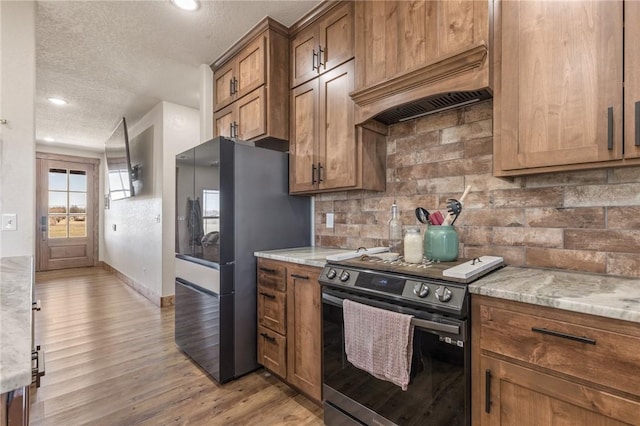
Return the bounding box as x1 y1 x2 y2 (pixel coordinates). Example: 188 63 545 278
48 168 88 238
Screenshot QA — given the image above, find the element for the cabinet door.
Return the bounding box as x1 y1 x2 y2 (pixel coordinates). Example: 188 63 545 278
290 78 319 193
257 285 286 335
354 0 487 90
291 3 354 89
236 87 266 141
258 324 287 379
291 26 319 88
497 0 623 171
318 60 356 191
214 62 235 112
236 36 266 101
625 1 640 159
479 356 639 425
286 264 322 402
214 104 235 138
318 2 353 74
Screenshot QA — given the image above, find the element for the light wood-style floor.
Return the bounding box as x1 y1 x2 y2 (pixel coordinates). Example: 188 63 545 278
31 267 323 425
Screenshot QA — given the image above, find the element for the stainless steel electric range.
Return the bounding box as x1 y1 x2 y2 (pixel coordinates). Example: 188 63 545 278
319 255 504 426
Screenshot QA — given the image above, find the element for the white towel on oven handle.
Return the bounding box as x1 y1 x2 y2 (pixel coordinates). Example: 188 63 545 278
342 299 414 391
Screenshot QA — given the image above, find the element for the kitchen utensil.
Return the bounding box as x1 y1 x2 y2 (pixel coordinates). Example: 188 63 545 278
429 210 445 225
415 207 430 224
446 199 462 225
443 185 471 226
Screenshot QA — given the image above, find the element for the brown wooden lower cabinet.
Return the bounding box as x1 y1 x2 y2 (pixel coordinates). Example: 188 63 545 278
472 295 640 425
256 258 322 403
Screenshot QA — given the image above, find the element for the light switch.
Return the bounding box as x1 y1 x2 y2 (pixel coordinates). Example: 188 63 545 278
326 213 334 229
2 214 17 231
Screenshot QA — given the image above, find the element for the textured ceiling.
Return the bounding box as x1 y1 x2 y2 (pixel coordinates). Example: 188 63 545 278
36 0 320 151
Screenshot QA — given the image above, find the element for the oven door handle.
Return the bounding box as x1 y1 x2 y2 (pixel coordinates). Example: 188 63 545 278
322 293 460 335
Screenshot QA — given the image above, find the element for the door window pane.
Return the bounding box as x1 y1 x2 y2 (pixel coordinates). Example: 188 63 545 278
69 170 87 191
49 169 67 191
69 193 87 213
48 215 68 238
48 192 67 213
69 215 87 237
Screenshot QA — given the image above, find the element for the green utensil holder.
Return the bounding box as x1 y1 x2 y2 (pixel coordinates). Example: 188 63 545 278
424 225 459 261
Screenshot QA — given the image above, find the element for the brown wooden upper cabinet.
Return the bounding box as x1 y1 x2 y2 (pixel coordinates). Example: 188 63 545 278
354 0 488 91
289 60 386 194
494 0 640 176
350 0 491 125
290 1 354 88
212 18 289 144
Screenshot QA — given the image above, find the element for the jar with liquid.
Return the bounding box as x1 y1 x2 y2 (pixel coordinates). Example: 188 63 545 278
403 227 423 263
424 225 459 262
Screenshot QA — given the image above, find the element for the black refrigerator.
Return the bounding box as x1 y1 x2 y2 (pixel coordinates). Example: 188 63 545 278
174 137 310 383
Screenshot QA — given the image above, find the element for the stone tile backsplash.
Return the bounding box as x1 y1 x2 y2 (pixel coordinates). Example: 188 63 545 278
314 100 640 278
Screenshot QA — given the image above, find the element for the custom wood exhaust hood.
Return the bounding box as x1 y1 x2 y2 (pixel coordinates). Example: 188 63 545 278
350 1 493 126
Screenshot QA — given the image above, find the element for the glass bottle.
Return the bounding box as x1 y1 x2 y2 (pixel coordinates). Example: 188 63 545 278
403 227 423 263
388 202 403 255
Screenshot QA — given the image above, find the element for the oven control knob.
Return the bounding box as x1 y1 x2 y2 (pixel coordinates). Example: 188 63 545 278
413 283 429 298
339 270 351 282
326 269 337 280
435 286 452 302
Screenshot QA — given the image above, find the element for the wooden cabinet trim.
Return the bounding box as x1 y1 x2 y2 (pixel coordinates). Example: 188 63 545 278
288 0 347 37
351 43 486 107
212 17 288 70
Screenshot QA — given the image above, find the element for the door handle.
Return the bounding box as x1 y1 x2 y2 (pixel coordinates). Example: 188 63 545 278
318 45 325 68
311 164 317 185
229 78 234 96
318 163 324 183
485 369 492 413
531 327 596 345
259 292 276 300
260 332 276 343
290 273 309 280
635 101 640 146
312 49 318 71
607 106 614 150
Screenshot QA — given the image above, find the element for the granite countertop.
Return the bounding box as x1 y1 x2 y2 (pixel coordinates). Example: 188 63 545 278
254 246 351 268
0 256 34 393
470 266 640 324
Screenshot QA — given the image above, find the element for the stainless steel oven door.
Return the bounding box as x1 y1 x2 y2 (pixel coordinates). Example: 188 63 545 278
322 289 470 426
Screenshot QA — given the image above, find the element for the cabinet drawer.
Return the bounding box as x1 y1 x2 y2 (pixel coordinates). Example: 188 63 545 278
257 258 286 291
257 325 286 379
479 303 640 397
257 285 286 334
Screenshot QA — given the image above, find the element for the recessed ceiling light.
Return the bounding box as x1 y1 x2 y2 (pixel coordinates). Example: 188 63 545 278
48 97 67 106
171 0 199 11
44 137 55 142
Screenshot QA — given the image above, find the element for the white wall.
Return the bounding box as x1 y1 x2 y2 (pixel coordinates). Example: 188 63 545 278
0 1 36 258
102 101 199 300
161 102 200 296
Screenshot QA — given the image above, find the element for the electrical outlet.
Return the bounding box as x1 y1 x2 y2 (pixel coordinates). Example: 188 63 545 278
2 214 17 231
326 213 334 229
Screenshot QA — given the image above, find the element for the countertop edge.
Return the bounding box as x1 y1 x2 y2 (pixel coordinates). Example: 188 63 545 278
254 247 348 269
469 266 640 324
1 256 34 393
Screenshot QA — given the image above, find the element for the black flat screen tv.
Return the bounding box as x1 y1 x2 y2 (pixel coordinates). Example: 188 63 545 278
105 117 135 200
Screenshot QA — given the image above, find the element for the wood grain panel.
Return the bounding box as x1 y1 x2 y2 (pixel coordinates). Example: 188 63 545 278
257 258 287 291
257 325 287 379
286 264 322 402
499 0 623 171
214 64 235 112
237 86 266 141
438 0 475 56
236 36 266 100
319 60 356 191
290 79 319 193
625 1 640 159
214 105 234 138
290 28 318 88
320 1 353 73
31 267 322 425
480 356 638 426
49 245 86 259
257 286 286 335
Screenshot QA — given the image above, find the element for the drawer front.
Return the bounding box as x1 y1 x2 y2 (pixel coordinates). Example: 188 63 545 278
257 325 286 379
257 285 286 334
257 258 286 291
479 304 640 396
